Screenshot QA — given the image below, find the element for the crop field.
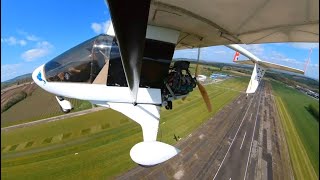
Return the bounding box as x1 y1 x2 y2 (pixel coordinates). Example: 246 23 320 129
1 83 37 108
1 87 92 128
1 77 248 179
271 80 319 179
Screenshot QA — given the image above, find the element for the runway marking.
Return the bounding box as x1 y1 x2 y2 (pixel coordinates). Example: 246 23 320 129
248 113 253 122
243 88 263 180
240 131 247 150
212 95 255 180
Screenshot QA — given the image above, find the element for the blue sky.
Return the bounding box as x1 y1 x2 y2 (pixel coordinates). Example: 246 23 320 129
1 0 319 82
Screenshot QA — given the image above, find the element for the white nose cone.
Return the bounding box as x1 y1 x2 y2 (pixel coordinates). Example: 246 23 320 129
130 141 180 166
32 64 46 86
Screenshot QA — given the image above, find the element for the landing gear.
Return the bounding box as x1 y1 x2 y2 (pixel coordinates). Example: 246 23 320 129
165 101 172 110
55 96 73 113
60 106 71 113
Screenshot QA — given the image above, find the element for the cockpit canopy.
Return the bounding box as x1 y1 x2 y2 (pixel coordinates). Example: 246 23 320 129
44 34 176 88
44 34 115 84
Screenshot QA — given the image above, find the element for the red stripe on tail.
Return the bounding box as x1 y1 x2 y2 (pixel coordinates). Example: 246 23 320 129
233 51 240 62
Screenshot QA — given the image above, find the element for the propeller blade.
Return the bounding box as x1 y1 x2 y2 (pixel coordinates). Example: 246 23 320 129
197 82 212 112
195 63 199 77
194 46 211 112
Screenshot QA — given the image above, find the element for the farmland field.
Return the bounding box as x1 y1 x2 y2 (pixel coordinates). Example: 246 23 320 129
1 77 248 179
1 87 92 128
271 80 319 178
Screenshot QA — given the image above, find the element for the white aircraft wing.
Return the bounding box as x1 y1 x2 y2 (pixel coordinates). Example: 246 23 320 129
148 0 319 49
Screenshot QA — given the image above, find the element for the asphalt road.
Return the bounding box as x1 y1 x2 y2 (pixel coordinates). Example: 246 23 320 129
117 81 279 180
212 83 263 180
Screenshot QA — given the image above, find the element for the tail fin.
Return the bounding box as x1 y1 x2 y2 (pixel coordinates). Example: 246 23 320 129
246 63 266 94
233 51 240 62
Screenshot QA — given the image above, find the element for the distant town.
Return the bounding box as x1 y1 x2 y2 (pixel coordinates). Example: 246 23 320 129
295 85 319 100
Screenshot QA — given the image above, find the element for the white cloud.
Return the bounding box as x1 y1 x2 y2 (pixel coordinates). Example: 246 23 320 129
212 50 227 54
91 20 111 34
19 40 27 46
91 23 102 34
17 30 41 42
7 36 18 45
1 63 23 81
26 35 40 41
174 46 235 63
21 41 53 61
290 43 319 49
1 36 27 46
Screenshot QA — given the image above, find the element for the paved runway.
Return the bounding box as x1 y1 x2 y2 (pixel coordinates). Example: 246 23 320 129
117 81 292 180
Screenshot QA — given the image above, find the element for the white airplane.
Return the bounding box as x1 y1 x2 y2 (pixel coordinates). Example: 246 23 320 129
32 0 318 166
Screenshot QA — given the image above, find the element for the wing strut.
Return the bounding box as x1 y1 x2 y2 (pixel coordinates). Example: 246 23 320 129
106 0 151 105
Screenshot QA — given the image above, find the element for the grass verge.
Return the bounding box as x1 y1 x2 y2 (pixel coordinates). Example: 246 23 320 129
272 80 318 178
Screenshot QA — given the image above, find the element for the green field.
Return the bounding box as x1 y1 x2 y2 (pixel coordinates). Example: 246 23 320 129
1 77 248 179
1 87 92 128
271 80 319 179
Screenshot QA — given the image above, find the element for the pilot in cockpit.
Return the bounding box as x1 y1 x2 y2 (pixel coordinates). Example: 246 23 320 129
46 34 110 83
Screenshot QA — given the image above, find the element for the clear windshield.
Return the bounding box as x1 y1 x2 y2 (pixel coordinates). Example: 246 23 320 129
44 34 113 83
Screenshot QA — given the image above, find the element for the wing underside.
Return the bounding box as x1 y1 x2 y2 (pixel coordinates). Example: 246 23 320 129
148 0 318 48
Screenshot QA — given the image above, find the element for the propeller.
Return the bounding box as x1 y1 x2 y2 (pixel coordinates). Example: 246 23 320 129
194 47 212 112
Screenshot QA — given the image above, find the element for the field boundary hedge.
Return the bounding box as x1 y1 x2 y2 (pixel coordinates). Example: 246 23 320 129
1 91 27 113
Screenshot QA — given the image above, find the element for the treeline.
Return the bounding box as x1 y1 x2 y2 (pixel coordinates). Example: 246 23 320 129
266 72 319 93
1 91 28 113
1 83 11 90
307 103 319 121
16 78 33 85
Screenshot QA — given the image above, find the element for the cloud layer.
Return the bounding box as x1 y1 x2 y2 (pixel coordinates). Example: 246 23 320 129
290 43 319 49
21 41 53 61
1 36 27 46
91 20 111 34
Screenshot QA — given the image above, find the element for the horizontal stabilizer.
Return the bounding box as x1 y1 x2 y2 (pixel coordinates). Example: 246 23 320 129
228 44 304 75
259 60 304 74
234 59 304 75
